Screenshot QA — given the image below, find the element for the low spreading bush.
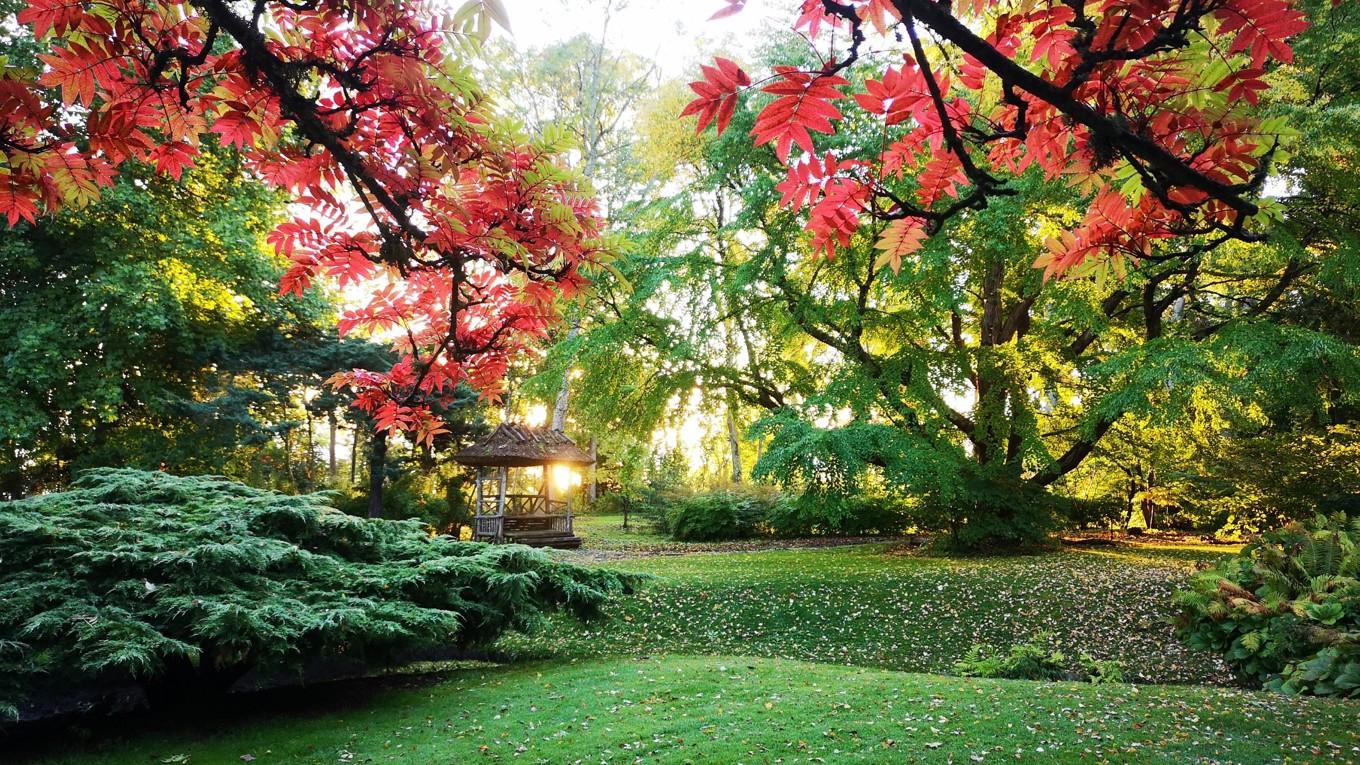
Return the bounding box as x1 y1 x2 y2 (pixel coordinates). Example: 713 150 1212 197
953 634 1126 684
665 489 774 541
953 635 1069 681
656 488 910 541
1174 513 1360 697
1079 654 1127 684
0 469 635 716
1060 495 1128 530
765 493 909 536
335 471 472 532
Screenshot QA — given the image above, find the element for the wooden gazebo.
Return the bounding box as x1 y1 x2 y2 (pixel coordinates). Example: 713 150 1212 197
452 423 593 549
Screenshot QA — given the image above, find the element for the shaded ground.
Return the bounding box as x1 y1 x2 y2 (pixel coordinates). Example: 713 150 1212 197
17 656 1359 764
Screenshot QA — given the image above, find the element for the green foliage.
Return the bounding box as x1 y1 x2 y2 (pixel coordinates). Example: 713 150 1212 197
1060 495 1129 530
652 485 909 541
0 149 349 497
665 489 775 541
0 469 634 715
1204 426 1360 534
335 470 472 532
1175 513 1360 697
954 634 1127 684
765 492 909 537
1079 655 1128 685
953 634 1069 682
542 10 1360 550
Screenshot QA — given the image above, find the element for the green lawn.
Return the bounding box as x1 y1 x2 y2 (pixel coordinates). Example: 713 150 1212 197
572 512 675 548
23 655 1360 764
19 525 1356 765
506 531 1239 685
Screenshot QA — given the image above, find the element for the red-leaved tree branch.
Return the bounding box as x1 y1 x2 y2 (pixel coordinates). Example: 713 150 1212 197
687 0 1308 276
2 0 607 444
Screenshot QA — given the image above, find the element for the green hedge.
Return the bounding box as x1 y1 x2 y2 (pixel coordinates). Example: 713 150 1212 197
0 469 635 716
655 488 909 541
766 493 909 536
665 490 774 541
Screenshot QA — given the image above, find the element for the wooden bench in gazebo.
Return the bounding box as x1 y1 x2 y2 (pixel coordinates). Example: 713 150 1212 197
452 423 592 549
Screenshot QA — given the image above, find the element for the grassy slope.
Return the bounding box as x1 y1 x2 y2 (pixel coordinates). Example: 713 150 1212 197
25 656 1359 764
505 527 1238 685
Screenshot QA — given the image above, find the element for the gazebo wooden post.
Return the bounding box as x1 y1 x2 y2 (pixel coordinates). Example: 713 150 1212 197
563 466 574 535
473 467 483 519
496 466 508 541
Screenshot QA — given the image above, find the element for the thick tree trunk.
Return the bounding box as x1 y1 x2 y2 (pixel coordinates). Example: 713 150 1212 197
366 430 387 519
282 428 296 489
305 410 315 484
726 394 743 483
588 437 598 502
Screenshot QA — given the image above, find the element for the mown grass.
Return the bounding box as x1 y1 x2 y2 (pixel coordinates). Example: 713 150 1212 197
21 518 1341 765
503 530 1239 685
21 655 1360 764
572 512 674 548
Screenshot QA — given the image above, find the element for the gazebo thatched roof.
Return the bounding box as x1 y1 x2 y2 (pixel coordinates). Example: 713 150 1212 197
452 424 594 468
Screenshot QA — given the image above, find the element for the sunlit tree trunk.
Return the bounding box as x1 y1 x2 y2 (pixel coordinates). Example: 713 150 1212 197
305 409 315 485
349 422 359 485
726 393 743 484
550 318 580 431
328 410 338 482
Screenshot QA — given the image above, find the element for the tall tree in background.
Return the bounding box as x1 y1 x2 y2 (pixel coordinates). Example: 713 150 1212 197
484 2 656 433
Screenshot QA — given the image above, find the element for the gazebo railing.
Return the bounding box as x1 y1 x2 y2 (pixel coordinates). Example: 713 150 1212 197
472 494 572 541
476 494 569 517
473 513 504 540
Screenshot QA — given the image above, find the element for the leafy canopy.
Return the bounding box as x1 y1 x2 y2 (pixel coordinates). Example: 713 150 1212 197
686 0 1308 278
0 148 343 497
4 0 610 443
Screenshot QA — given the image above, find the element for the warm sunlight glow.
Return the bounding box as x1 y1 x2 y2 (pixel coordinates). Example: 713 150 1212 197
525 404 548 428
551 464 582 493
650 387 716 475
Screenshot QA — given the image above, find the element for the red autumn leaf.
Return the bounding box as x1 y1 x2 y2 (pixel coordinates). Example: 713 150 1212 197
681 56 750 135
1215 0 1309 67
874 217 928 274
751 67 849 162
854 64 929 127
0 179 40 227
39 39 122 106
16 0 88 38
774 152 853 210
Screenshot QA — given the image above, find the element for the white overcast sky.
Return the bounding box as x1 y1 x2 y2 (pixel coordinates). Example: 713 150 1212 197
499 0 789 76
